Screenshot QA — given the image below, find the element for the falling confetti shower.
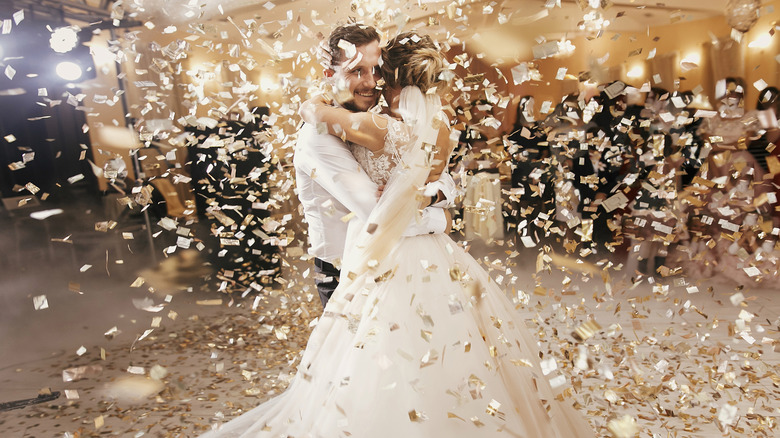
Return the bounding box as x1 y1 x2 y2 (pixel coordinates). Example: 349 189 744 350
1 0 780 437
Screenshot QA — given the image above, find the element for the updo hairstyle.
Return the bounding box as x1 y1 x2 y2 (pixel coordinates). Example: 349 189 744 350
380 32 446 94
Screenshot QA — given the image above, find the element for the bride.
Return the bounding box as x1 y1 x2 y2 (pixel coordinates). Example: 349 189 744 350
201 32 595 437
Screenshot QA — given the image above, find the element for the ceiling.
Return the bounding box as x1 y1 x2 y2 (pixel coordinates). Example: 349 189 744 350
0 0 730 33
0 0 733 63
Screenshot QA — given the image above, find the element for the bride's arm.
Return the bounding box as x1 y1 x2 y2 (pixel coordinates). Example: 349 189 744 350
299 97 388 152
301 96 456 183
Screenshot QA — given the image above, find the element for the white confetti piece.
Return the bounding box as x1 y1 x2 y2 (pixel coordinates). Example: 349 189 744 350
5 65 16 80
548 374 566 388
718 403 738 426
33 295 48 310
738 309 755 322
743 266 761 277
540 357 557 375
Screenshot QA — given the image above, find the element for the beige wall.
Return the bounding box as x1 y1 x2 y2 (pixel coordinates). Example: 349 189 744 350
499 2 780 116
80 24 294 190
77 1 780 177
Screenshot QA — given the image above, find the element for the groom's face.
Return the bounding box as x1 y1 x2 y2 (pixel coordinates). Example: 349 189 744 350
331 40 382 112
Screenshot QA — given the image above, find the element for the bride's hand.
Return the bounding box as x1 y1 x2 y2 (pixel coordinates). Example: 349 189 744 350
299 94 333 124
444 208 452 234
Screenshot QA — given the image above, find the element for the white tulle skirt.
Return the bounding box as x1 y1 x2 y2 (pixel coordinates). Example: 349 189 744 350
200 233 594 438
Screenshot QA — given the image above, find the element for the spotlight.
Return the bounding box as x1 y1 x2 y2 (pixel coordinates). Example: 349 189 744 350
626 65 644 79
55 61 83 81
50 27 79 53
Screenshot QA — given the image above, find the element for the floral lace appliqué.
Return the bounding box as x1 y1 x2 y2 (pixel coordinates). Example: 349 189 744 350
350 118 410 186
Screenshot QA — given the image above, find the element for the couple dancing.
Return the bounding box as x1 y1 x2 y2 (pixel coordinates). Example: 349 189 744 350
201 24 595 437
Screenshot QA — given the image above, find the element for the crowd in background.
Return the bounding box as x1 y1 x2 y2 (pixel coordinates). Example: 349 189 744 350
450 78 780 285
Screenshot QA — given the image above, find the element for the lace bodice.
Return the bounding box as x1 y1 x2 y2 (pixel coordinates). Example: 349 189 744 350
350 118 410 186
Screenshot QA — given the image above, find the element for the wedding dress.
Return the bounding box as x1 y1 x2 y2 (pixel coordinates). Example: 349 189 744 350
200 87 595 438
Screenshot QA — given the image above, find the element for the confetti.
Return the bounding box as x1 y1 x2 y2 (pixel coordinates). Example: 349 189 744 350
32 295 48 310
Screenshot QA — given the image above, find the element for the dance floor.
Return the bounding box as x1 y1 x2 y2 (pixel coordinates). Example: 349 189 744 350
1 227 778 438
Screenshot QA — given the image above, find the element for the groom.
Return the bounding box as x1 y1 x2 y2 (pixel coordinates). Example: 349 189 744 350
295 23 455 307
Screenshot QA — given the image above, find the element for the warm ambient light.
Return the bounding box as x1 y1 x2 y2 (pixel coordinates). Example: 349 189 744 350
682 52 700 65
260 75 276 92
626 65 644 79
680 52 700 72
748 33 773 49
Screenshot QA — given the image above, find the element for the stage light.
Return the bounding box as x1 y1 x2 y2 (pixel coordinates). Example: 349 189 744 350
50 27 79 53
679 53 700 73
55 61 83 81
748 33 772 49
626 65 644 79
260 75 276 92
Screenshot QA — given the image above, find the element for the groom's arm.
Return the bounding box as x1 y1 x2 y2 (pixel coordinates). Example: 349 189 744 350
297 124 448 234
424 171 457 207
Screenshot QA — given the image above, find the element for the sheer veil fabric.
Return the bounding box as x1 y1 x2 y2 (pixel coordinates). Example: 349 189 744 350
200 87 596 438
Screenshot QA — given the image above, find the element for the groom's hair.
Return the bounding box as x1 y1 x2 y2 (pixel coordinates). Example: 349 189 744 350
327 24 381 68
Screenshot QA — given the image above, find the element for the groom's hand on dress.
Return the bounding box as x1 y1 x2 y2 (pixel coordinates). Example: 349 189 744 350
444 208 452 234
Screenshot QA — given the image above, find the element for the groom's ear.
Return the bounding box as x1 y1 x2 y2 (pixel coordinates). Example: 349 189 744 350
323 68 335 78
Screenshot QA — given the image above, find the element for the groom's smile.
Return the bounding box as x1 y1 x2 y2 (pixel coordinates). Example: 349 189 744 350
332 40 382 112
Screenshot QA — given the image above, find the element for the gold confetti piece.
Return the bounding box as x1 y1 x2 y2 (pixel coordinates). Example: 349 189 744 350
68 282 82 294
408 409 426 422
196 299 223 305
607 415 639 437
94 415 104 429
447 412 466 421
572 319 602 341
62 365 102 382
449 265 463 281
486 399 505 419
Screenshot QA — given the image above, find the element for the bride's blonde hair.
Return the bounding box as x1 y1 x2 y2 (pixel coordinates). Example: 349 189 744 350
381 32 446 93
